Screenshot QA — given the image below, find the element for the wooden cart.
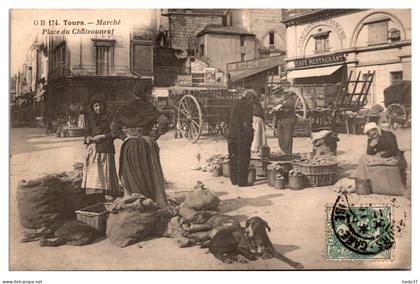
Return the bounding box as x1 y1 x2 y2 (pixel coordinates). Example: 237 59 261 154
383 80 411 130
266 70 376 133
168 86 242 143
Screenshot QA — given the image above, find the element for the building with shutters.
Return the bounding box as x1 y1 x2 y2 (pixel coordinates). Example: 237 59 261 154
283 9 411 105
162 9 287 92
44 24 154 121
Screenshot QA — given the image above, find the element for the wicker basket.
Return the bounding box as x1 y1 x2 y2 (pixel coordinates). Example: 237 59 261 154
75 203 108 235
292 161 338 187
305 173 337 187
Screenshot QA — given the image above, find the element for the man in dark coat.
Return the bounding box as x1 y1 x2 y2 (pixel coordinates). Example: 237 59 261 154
273 90 297 155
227 89 256 187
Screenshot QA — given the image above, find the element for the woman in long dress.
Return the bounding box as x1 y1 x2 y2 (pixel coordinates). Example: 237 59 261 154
111 82 169 208
82 96 120 197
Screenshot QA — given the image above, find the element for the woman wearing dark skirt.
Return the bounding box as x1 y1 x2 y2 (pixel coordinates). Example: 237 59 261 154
82 96 121 197
111 82 169 208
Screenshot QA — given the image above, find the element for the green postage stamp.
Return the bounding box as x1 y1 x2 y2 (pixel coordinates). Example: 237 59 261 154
326 194 394 260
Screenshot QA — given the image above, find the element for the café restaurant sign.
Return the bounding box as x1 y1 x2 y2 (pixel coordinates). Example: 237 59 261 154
294 54 346 68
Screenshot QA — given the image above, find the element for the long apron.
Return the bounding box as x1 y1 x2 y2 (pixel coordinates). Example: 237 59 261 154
82 144 120 196
119 136 168 208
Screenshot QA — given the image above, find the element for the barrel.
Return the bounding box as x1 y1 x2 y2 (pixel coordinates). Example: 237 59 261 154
274 178 285 190
289 175 305 190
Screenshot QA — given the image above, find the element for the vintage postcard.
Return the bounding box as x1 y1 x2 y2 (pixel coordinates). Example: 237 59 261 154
9 8 411 271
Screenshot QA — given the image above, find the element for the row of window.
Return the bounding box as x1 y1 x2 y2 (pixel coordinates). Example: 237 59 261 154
313 20 401 54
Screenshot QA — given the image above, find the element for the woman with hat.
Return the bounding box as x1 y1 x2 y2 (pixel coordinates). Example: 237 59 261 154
354 122 407 191
82 95 120 198
110 81 169 208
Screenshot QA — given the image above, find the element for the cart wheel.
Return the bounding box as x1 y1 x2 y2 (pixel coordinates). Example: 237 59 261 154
177 94 203 143
386 103 406 130
288 88 308 119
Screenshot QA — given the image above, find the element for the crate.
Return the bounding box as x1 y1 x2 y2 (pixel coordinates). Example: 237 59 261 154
293 119 312 137
75 203 108 234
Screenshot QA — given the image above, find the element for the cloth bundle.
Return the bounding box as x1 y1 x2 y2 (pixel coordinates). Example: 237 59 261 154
106 193 172 248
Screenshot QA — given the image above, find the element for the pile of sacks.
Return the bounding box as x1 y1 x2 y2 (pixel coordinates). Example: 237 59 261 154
104 181 224 248
16 162 97 229
162 181 222 247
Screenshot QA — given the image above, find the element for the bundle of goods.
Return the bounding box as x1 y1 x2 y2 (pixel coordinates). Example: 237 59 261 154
162 181 223 247
292 155 339 187
201 154 229 173
106 193 173 248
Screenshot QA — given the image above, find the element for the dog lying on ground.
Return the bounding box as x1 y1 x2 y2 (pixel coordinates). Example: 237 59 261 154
185 214 241 245
21 219 99 247
208 217 304 269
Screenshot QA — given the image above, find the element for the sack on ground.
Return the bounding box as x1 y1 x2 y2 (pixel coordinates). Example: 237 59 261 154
179 203 217 224
184 187 220 211
106 211 158 248
17 175 64 229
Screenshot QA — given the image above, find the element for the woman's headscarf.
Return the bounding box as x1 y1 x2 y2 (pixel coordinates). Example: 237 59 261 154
363 122 382 136
244 89 260 103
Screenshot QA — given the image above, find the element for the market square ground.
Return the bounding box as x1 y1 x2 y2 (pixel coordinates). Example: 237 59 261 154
9 128 411 270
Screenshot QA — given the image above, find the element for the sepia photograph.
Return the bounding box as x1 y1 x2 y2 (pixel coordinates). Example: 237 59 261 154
8 7 412 273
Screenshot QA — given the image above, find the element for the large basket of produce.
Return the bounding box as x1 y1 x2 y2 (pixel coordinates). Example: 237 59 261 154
292 156 338 187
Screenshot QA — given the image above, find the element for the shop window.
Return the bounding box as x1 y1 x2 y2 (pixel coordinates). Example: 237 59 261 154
390 71 403 84
367 20 388 45
240 35 245 47
269 32 275 45
241 53 246 61
192 73 205 86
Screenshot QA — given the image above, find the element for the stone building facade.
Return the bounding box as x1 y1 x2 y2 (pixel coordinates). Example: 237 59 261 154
283 9 411 105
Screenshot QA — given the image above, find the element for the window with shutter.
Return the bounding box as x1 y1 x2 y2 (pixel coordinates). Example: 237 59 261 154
131 41 153 76
368 20 388 45
93 40 115 75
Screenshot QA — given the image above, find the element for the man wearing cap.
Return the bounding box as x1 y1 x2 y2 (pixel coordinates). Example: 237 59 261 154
227 89 256 187
273 90 297 155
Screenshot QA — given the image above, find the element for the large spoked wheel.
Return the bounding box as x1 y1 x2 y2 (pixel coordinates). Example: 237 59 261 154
386 103 406 130
288 88 308 119
177 94 203 143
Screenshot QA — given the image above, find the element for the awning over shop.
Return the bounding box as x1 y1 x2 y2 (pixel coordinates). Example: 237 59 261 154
287 65 342 79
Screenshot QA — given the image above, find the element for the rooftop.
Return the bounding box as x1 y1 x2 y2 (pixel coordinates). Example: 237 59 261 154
197 25 255 36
